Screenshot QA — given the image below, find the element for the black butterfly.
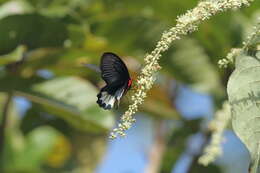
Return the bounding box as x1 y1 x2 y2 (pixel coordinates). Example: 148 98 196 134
97 52 132 110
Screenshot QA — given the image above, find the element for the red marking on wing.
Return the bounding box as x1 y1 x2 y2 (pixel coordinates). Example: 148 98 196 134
127 79 132 88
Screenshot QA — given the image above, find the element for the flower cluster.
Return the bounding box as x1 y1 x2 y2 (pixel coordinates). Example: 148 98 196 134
110 0 254 139
218 17 259 68
218 48 241 68
198 101 231 166
243 17 260 50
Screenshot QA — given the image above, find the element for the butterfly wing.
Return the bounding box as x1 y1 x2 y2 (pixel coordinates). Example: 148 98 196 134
100 52 130 85
97 52 131 110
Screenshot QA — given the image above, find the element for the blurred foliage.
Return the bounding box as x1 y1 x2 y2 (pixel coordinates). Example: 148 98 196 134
0 0 258 172
0 14 68 54
162 38 223 95
29 76 114 132
0 45 26 65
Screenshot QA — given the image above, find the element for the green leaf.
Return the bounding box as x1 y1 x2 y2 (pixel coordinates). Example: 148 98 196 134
0 93 64 172
101 0 197 22
0 0 33 19
14 127 61 171
18 48 100 78
0 14 68 54
15 77 115 133
227 50 260 172
0 45 26 65
3 126 67 172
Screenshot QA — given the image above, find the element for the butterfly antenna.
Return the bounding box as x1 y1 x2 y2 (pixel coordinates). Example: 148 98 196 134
82 63 101 73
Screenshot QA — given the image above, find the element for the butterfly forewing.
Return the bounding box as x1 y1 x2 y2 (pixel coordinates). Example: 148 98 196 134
101 52 130 85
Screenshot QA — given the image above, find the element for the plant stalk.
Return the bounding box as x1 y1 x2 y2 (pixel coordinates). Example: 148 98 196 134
0 92 13 156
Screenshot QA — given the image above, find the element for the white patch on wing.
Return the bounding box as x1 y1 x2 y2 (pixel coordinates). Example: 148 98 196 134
114 87 125 108
115 87 125 100
98 91 116 109
97 86 126 109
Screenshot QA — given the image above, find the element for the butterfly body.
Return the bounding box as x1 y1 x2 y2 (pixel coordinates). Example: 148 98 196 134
97 52 132 110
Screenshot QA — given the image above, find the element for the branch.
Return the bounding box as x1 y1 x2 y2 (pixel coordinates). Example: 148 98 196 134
144 121 168 173
0 92 13 156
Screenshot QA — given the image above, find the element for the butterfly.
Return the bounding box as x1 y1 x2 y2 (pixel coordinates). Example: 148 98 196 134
97 52 132 110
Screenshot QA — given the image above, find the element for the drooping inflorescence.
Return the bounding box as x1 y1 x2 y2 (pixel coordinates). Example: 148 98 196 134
198 101 231 165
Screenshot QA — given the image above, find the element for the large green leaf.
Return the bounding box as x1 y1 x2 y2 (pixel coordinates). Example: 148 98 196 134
25 0 89 17
15 76 115 133
95 15 165 53
3 126 67 172
101 0 197 22
227 50 260 172
20 48 99 77
0 14 68 54
0 94 64 172
0 0 33 19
